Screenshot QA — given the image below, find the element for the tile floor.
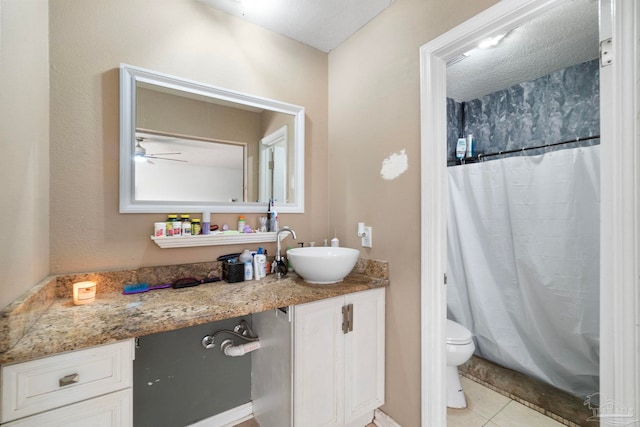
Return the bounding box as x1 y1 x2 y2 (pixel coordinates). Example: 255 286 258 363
447 377 566 427
234 418 375 427
235 377 566 427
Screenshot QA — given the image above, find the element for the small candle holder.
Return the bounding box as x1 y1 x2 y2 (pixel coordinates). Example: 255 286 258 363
73 281 96 305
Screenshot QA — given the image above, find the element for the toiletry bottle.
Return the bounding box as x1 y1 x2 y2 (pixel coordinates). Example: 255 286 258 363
238 215 246 233
202 211 211 235
166 214 177 237
456 137 467 160
266 200 272 232
172 219 182 237
264 250 271 275
154 222 166 237
270 202 278 232
467 133 474 158
331 237 340 247
191 218 201 235
244 261 253 281
181 214 191 236
254 248 266 280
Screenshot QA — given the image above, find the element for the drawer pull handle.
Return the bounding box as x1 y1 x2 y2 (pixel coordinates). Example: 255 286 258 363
59 373 79 387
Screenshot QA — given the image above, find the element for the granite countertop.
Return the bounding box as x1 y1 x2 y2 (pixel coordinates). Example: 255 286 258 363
0 272 387 366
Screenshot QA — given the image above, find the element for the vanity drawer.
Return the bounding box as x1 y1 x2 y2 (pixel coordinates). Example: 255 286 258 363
1 340 134 423
2 389 132 427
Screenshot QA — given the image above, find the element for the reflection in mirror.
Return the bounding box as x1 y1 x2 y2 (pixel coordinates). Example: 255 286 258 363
259 125 288 204
134 129 246 203
119 64 305 213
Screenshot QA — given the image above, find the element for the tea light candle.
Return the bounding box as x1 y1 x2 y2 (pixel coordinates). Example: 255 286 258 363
73 281 96 305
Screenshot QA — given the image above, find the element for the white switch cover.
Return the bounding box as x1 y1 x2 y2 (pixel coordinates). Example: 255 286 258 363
362 226 372 248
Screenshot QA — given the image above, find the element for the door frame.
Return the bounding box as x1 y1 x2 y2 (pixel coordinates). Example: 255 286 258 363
418 0 639 425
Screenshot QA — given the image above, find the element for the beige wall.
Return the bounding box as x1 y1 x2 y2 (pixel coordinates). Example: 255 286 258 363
328 0 497 425
49 0 328 274
0 0 50 309
3 0 506 423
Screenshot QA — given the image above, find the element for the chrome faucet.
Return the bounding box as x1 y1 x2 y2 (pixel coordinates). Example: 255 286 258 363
275 226 297 277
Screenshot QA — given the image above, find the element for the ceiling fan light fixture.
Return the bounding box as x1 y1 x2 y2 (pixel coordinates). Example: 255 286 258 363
134 141 148 162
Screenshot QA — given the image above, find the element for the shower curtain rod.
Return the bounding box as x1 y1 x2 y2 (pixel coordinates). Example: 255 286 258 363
476 134 601 161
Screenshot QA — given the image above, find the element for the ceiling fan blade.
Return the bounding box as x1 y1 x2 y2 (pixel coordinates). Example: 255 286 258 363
146 155 188 162
137 136 183 143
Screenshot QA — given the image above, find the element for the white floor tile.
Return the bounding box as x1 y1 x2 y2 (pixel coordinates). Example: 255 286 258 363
491 401 565 427
446 406 489 427
460 377 511 420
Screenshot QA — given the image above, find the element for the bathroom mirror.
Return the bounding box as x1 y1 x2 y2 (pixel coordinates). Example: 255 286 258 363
119 64 305 213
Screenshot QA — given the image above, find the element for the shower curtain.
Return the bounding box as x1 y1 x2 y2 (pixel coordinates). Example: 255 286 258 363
447 145 600 398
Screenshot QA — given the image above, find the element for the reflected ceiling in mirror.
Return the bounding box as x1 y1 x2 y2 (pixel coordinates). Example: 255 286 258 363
119 64 305 213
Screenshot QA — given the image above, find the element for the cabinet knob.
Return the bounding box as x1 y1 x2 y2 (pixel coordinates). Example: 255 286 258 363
59 373 80 387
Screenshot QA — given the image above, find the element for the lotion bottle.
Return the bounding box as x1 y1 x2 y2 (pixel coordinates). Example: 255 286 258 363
254 247 266 280
244 261 253 281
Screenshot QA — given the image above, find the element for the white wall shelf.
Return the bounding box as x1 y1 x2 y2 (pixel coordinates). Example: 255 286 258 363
150 232 277 248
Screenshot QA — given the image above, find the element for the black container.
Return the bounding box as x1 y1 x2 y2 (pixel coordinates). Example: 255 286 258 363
222 261 245 283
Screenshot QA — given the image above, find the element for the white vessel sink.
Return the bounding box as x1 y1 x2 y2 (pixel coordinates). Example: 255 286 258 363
287 247 359 284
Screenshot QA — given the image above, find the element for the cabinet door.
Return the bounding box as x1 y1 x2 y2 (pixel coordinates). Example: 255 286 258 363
3 389 132 427
294 296 345 427
344 288 385 425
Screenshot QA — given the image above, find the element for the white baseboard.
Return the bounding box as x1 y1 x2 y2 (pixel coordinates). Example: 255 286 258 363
373 408 402 427
187 403 398 427
188 402 253 427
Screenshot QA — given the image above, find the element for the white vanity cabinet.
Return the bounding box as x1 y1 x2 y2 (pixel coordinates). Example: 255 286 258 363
0 340 134 426
293 287 385 427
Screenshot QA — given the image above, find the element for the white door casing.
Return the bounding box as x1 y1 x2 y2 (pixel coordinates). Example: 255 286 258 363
419 0 639 426
597 0 640 420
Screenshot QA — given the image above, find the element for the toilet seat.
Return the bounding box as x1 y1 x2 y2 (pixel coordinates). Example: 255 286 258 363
446 319 472 345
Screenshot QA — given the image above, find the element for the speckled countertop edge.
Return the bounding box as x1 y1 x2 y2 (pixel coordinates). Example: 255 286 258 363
0 260 388 366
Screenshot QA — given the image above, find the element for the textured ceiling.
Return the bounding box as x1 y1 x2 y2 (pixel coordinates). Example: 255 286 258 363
447 0 599 101
197 0 396 52
196 0 598 101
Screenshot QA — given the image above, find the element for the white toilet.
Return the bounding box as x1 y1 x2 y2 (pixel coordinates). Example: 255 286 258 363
446 319 475 408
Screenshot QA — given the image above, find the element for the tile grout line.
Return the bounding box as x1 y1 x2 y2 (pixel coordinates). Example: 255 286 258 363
460 372 578 427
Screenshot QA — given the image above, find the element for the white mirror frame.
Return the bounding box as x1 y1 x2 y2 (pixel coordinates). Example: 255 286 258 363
119 64 305 214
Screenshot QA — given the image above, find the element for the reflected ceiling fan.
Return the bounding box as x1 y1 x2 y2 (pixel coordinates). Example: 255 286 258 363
134 136 187 164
